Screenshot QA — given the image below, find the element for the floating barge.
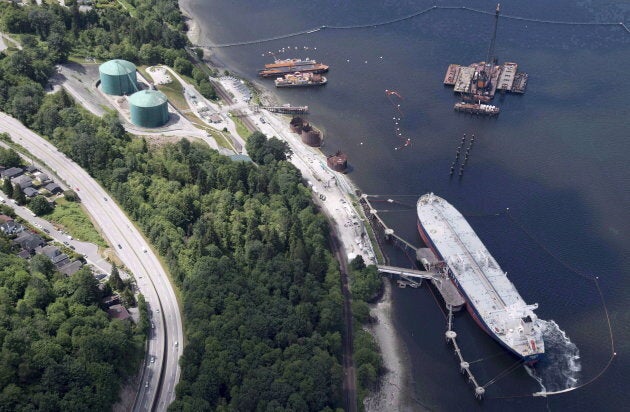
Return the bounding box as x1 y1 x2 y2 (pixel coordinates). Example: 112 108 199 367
442 4 528 112
275 72 327 88
444 61 528 98
259 58 329 78
454 102 500 116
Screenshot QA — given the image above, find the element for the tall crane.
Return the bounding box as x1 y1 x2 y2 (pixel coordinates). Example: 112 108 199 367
486 3 501 67
477 4 501 93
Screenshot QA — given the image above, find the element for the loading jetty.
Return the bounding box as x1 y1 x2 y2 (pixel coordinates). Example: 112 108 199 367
359 194 464 311
260 105 309 114
360 193 490 399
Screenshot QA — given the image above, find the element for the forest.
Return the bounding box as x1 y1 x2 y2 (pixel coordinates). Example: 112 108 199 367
0 245 144 410
0 0 383 410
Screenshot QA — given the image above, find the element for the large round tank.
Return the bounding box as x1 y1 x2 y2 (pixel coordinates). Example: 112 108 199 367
99 59 137 96
300 124 323 147
129 90 169 128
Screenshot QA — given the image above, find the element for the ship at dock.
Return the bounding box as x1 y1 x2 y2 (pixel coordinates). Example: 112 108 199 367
454 101 500 116
258 58 329 78
417 193 544 364
275 72 327 88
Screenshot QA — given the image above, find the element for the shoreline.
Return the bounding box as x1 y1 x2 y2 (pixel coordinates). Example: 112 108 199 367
178 0 409 407
364 280 415 412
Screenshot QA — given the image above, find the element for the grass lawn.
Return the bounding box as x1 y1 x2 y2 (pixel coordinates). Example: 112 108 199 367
139 66 189 110
229 112 251 140
44 197 107 247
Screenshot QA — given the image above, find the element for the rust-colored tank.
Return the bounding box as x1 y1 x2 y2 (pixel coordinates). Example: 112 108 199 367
327 151 348 173
290 116 305 133
301 123 323 147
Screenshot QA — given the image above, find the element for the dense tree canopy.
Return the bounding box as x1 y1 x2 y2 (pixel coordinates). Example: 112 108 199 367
0 250 143 410
29 195 54 216
0 146 21 168
0 1 380 409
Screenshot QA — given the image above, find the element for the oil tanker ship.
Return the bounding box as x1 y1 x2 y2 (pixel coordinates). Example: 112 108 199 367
259 58 329 78
417 193 544 364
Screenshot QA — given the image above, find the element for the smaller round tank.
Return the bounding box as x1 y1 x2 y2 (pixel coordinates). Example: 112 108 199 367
129 90 169 128
327 151 348 173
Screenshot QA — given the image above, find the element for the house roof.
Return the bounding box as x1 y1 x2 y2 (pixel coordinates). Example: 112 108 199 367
37 245 61 259
12 174 33 188
18 250 32 259
0 214 13 223
14 233 46 251
229 154 253 163
45 182 62 192
23 187 38 197
53 256 70 267
102 294 121 307
0 221 23 234
1 167 23 179
107 304 131 321
58 260 83 276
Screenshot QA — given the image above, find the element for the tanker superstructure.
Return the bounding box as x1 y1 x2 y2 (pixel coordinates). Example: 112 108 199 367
417 193 544 364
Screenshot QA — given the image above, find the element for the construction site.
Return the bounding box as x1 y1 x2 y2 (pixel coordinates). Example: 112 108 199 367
443 4 528 115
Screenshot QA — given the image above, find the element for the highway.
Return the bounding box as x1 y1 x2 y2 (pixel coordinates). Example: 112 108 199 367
0 112 183 411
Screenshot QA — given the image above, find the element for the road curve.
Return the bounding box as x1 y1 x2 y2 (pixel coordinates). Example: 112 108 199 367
0 112 183 411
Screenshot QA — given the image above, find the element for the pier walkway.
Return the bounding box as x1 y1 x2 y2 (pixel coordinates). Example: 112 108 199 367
361 194 465 310
446 307 486 399
260 105 308 114
377 265 437 280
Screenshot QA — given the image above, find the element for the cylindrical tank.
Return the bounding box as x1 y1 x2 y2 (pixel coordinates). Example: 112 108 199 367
290 116 305 133
327 151 348 173
129 90 169 128
300 124 323 147
99 59 137 96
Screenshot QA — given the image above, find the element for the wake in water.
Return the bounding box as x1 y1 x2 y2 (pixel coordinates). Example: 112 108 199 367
525 319 581 396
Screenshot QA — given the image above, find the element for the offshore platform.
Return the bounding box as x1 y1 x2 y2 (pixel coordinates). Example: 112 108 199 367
444 4 528 115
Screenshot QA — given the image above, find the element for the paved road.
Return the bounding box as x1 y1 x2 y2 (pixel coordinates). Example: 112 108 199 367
0 112 183 411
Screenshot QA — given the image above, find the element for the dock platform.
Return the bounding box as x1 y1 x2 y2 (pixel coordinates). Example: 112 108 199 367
362 194 465 310
443 64 461 86
496 62 517 91
511 72 528 93
261 105 309 114
445 61 527 99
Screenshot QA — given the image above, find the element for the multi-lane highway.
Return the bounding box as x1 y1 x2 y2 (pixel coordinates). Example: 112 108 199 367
0 112 183 411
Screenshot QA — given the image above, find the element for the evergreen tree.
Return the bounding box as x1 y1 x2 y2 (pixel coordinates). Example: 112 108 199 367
13 184 26 205
2 179 13 198
109 263 124 291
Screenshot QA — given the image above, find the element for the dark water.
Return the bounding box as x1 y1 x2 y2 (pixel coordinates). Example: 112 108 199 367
186 0 629 410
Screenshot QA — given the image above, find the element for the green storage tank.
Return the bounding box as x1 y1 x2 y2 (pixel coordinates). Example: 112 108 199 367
99 59 137 95
129 90 169 128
